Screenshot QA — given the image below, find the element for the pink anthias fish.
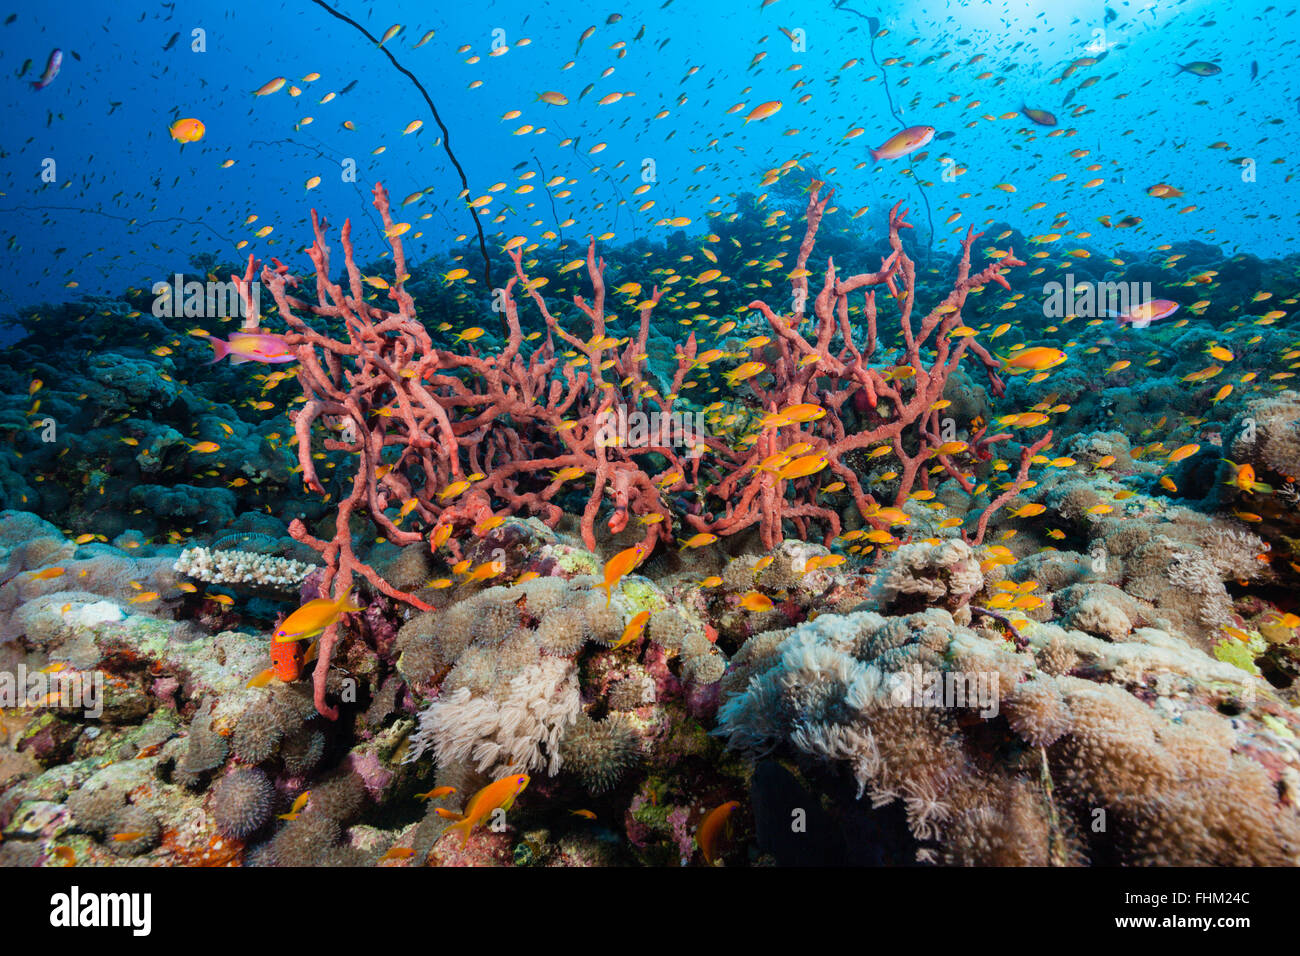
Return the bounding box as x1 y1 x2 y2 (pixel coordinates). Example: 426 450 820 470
31 49 62 91
207 332 296 364
1115 299 1180 328
869 125 935 161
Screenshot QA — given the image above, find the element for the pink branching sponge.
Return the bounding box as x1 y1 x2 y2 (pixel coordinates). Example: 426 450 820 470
259 182 1036 717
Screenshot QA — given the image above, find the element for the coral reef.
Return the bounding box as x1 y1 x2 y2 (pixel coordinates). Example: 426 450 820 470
3 151 1300 874
250 183 1040 717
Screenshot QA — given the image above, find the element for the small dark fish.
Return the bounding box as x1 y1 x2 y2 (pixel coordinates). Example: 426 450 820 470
339 79 357 94
1105 6 1116 23
867 16 880 34
934 130 955 140
16 57 30 78
1250 60 1258 82
1022 105 1058 126
4 13 16 24
163 31 179 51
68 50 79 61
1177 61 1221 76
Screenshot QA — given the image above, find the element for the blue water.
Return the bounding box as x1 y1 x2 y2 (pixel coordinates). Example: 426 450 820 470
0 0 1296 314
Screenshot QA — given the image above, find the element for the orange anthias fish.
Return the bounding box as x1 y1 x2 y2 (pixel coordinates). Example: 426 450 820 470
698 800 740 864
415 786 457 801
429 523 453 550
169 117 206 144
597 543 649 608
274 591 364 643
250 636 319 687
610 609 650 649
439 773 530 847
208 332 296 365
869 125 935 161
743 100 782 124
1222 460 1272 494
1166 444 1201 463
777 452 830 481
1001 347 1067 372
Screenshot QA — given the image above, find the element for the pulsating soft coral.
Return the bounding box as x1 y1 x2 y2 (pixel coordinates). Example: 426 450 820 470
258 181 1038 717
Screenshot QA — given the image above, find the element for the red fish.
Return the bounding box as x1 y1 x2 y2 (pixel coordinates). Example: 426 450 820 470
208 332 296 365
269 637 306 682
31 49 62 90
1115 299 1179 328
869 125 935 161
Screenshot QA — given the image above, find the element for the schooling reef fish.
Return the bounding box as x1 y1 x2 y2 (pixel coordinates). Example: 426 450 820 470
30 48 62 90
1115 299 1179 328
208 332 295 364
274 591 364 642
439 773 530 847
869 125 935 161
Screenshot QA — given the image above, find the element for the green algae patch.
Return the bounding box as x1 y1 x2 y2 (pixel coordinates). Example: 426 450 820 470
555 549 600 576
1213 639 1261 676
619 577 666 615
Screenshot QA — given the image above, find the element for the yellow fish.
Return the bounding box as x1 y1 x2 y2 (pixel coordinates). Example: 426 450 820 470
439 773 530 847
777 452 830 481
597 544 649 607
273 591 364 643
609 609 650 650
1001 347 1067 371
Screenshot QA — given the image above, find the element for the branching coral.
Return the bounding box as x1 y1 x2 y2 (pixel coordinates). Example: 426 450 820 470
174 546 315 589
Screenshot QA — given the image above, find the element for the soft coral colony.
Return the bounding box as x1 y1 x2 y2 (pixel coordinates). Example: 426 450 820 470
261 181 1043 718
